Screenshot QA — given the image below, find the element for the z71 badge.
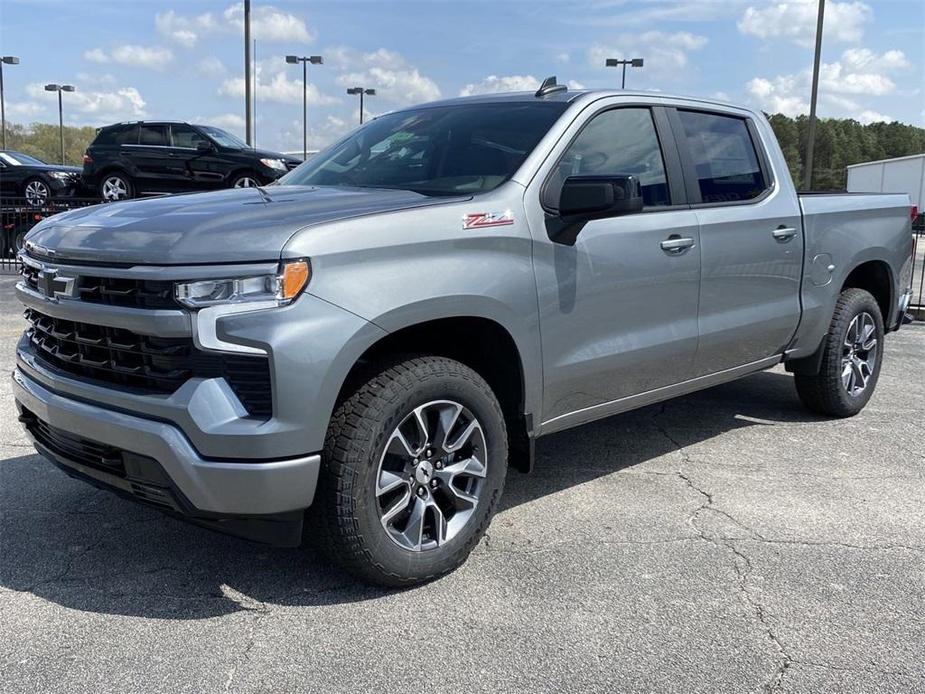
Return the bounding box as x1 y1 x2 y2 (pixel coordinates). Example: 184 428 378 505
463 211 514 229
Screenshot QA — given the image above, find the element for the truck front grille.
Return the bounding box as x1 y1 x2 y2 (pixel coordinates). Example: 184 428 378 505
24 308 272 418
20 262 178 309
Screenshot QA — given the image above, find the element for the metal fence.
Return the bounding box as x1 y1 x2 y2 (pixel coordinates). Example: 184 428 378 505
0 197 102 272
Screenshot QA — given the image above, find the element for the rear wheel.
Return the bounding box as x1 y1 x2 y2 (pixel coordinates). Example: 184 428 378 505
794 288 884 417
23 178 50 206
100 172 133 201
312 355 508 587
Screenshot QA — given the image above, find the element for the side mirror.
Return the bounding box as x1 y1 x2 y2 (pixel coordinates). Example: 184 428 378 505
558 175 644 220
197 141 215 152
547 175 644 245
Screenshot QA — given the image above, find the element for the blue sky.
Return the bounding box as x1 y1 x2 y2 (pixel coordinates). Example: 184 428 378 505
2 0 923 152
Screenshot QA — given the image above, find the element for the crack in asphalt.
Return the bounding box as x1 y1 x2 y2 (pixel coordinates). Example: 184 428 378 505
652 407 793 693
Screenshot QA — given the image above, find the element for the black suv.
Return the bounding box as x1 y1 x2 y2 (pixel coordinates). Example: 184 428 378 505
82 121 301 201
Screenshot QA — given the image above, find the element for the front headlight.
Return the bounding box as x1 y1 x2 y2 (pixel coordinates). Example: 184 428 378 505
49 171 75 180
175 259 310 308
259 158 287 172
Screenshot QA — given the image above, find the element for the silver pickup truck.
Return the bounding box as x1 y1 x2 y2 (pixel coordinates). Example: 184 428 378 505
14 81 915 586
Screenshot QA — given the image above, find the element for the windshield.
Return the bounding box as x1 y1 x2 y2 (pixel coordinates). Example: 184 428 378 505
279 102 569 196
198 126 248 149
0 151 46 166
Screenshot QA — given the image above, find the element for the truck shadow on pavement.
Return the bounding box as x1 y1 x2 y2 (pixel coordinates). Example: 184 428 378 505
0 370 823 618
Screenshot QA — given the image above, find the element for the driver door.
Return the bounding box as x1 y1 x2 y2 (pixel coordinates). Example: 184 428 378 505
524 104 702 431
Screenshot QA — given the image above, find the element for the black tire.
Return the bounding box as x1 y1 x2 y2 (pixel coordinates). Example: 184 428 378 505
794 288 884 417
99 172 133 201
311 355 508 587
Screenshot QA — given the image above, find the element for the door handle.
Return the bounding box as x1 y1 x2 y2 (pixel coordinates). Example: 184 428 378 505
660 235 695 254
772 226 798 241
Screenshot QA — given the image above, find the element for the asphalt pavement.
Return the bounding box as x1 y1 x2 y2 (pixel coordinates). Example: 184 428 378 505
0 274 922 693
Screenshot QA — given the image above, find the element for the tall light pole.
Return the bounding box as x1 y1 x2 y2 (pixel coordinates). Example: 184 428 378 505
1 56 20 150
804 0 826 191
44 84 75 165
244 0 252 146
605 57 644 89
346 87 375 124
286 55 323 161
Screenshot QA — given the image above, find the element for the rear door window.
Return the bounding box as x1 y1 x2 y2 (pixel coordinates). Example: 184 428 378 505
676 110 768 203
138 125 168 146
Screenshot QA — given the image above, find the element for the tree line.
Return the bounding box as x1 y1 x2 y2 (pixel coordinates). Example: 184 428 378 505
767 114 925 190
3 115 925 191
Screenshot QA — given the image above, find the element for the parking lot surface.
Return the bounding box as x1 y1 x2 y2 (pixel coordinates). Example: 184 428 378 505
0 275 922 693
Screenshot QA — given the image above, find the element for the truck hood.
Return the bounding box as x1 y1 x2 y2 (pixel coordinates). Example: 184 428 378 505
24 185 455 265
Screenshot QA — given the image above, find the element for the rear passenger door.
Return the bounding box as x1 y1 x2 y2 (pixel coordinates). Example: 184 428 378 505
670 108 803 375
127 124 174 192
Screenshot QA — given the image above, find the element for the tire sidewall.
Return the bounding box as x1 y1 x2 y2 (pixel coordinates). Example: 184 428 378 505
831 290 884 412
343 364 507 581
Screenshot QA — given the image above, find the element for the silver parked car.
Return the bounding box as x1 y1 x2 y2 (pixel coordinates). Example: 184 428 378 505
14 81 915 586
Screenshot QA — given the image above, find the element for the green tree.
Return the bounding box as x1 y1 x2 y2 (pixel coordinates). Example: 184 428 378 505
3 121 97 166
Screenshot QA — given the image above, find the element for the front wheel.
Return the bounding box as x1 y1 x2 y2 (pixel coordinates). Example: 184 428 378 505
794 288 884 417
312 356 508 587
23 178 51 207
231 172 262 188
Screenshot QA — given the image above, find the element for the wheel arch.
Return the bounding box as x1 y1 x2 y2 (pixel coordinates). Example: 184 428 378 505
841 259 893 327
334 311 536 473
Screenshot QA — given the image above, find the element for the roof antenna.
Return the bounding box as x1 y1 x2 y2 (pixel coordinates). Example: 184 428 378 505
535 76 567 98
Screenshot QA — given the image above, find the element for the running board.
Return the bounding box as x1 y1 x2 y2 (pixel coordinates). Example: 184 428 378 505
539 355 783 436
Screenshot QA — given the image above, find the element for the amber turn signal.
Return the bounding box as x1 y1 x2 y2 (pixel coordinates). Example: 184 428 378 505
279 259 311 301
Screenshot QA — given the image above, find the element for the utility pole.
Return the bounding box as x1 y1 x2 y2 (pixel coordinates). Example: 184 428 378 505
244 0 252 146
804 0 826 191
605 58 644 89
1 56 21 149
347 87 376 124
44 84 75 164
286 55 323 160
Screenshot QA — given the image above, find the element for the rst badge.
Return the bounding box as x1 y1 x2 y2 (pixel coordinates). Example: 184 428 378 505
463 211 514 230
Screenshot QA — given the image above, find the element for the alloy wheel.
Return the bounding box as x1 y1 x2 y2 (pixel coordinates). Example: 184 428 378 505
841 311 878 396
101 176 129 201
24 180 50 206
233 176 259 188
375 400 487 552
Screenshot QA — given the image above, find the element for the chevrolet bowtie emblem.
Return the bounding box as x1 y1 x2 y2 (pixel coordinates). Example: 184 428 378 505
37 268 76 300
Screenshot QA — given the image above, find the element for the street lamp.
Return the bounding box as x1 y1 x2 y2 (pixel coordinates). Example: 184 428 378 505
804 0 826 191
286 55 323 161
346 87 376 124
44 84 75 165
1 56 20 150
604 57 644 89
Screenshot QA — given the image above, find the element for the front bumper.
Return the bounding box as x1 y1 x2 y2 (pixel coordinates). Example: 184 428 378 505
13 367 320 545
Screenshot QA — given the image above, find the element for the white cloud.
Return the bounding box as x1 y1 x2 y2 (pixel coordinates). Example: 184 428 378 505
223 3 312 42
746 48 910 118
7 102 46 119
588 31 707 77
27 82 146 122
83 45 173 70
858 110 893 124
84 48 108 64
197 56 227 78
155 9 217 47
738 0 871 47
458 75 585 97
331 48 441 105
218 57 338 106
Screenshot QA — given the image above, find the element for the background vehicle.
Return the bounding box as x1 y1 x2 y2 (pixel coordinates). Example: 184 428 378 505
0 150 82 206
14 85 914 587
81 121 301 201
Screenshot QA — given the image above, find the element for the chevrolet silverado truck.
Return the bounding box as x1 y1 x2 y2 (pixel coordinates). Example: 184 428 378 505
13 81 915 586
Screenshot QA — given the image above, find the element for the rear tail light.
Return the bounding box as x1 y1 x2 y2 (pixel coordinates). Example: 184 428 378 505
82 153 93 165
